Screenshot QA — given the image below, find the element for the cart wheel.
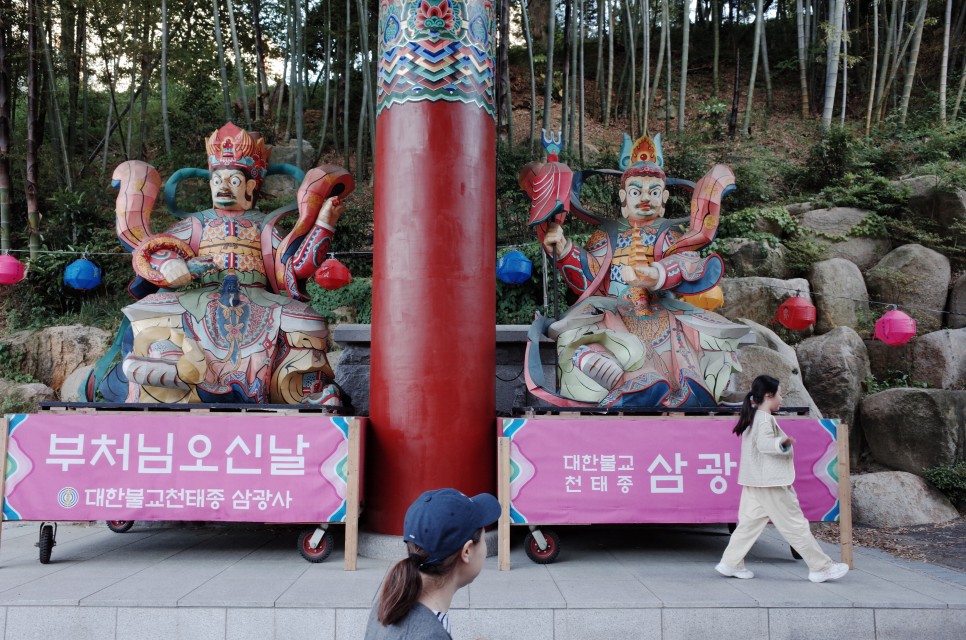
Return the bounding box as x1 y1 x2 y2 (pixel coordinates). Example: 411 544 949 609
524 528 561 564
791 546 803 560
298 528 334 563
107 520 135 533
39 524 54 564
727 523 737 533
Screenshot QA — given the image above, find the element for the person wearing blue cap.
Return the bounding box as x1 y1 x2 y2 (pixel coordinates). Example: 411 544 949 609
364 488 502 639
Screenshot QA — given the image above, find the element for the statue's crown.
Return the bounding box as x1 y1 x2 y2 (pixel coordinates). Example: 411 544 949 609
619 132 664 171
206 123 271 185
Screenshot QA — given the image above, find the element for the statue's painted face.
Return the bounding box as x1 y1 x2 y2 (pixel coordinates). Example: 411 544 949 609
620 175 668 223
210 168 257 210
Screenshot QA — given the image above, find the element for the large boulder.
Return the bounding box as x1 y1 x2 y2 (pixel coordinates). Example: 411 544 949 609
862 329 966 390
720 277 812 331
797 327 869 459
865 244 951 332
0 379 57 408
861 388 966 473
723 319 821 416
59 364 93 402
0 325 112 391
899 174 966 227
809 258 870 334
800 207 892 271
720 238 788 278
851 471 960 527
948 273 966 330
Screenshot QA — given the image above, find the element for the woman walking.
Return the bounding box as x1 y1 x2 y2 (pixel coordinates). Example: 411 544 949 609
365 488 501 639
716 375 849 583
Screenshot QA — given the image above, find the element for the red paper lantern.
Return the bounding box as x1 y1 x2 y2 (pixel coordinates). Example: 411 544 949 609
314 257 352 290
0 254 25 285
874 308 917 346
776 294 816 330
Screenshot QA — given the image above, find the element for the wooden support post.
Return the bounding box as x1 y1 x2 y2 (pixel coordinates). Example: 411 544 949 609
344 418 362 571
498 436 511 571
837 422 853 568
0 417 9 559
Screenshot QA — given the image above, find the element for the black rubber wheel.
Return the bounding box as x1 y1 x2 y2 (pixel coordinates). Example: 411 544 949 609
298 528 334 563
791 546 803 560
39 525 54 564
107 520 135 533
727 522 737 533
524 529 561 564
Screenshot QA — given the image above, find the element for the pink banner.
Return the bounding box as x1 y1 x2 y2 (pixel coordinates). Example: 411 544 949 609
501 417 839 524
3 413 362 524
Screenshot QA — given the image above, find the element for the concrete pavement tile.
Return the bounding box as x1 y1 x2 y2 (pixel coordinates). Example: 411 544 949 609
553 608 661 640
116 606 225 640
225 608 275 640
544 557 637 581
768 608 876 639
276 563 388 608
662 608 769 640
335 607 371 640
551 579 660 608
453 608 554 640
874 608 966 639
840 570 947 608
0 573 125 605
5 606 116 640
277 608 337 640
466 575 565 609
727 566 854 607
639 576 760 608
178 554 309 606
897 579 966 608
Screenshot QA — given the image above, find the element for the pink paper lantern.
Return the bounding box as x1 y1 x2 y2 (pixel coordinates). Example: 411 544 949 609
874 308 917 346
0 254 25 285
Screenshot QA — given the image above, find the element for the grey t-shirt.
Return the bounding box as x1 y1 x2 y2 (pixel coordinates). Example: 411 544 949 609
363 602 451 640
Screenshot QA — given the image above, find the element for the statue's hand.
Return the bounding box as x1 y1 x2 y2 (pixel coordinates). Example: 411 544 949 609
158 257 192 288
542 223 571 257
317 196 345 228
621 264 661 290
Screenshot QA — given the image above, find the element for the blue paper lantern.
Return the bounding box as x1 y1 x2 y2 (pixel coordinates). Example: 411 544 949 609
65 258 102 290
497 250 532 284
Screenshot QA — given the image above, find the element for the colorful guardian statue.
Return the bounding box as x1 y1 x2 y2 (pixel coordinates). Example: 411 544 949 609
520 132 748 409
91 123 353 405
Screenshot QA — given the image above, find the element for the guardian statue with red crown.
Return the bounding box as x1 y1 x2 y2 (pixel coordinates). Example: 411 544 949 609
519 131 749 409
85 123 354 406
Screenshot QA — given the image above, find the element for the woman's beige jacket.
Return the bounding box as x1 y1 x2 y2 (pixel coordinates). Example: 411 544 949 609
737 410 795 487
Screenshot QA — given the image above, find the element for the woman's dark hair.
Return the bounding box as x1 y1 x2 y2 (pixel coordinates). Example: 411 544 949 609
377 528 483 626
733 375 780 436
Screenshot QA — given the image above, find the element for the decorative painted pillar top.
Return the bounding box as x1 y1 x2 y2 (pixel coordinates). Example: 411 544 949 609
378 0 496 118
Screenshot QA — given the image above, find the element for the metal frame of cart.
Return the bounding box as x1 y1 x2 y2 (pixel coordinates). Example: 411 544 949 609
496 413 854 571
0 406 364 569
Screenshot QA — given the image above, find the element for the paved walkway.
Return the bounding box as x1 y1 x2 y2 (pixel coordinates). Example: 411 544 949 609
0 521 963 639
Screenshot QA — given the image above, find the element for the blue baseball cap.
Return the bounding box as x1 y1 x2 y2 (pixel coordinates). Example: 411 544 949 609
403 488 501 565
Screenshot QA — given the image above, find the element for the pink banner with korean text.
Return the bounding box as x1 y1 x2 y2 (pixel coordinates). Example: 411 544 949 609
500 417 840 525
2 413 364 524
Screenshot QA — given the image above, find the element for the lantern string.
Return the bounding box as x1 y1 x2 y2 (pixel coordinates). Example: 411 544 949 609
4 248 965 318
753 282 966 318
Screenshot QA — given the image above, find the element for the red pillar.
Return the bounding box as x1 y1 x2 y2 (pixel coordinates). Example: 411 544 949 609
368 4 496 534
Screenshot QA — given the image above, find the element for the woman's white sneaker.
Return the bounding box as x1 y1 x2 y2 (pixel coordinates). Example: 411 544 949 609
808 562 849 583
715 562 754 579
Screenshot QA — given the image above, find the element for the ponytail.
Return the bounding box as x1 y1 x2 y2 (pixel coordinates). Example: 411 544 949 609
377 529 483 626
733 375 780 436
377 549 425 626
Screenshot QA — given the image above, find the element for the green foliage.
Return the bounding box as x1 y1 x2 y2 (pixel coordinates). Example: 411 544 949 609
718 206 800 241
782 237 829 278
863 370 929 394
813 171 908 220
924 463 966 507
696 99 729 142
727 155 784 210
496 242 575 325
307 278 372 324
0 394 38 415
0 344 37 383
800 125 858 189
